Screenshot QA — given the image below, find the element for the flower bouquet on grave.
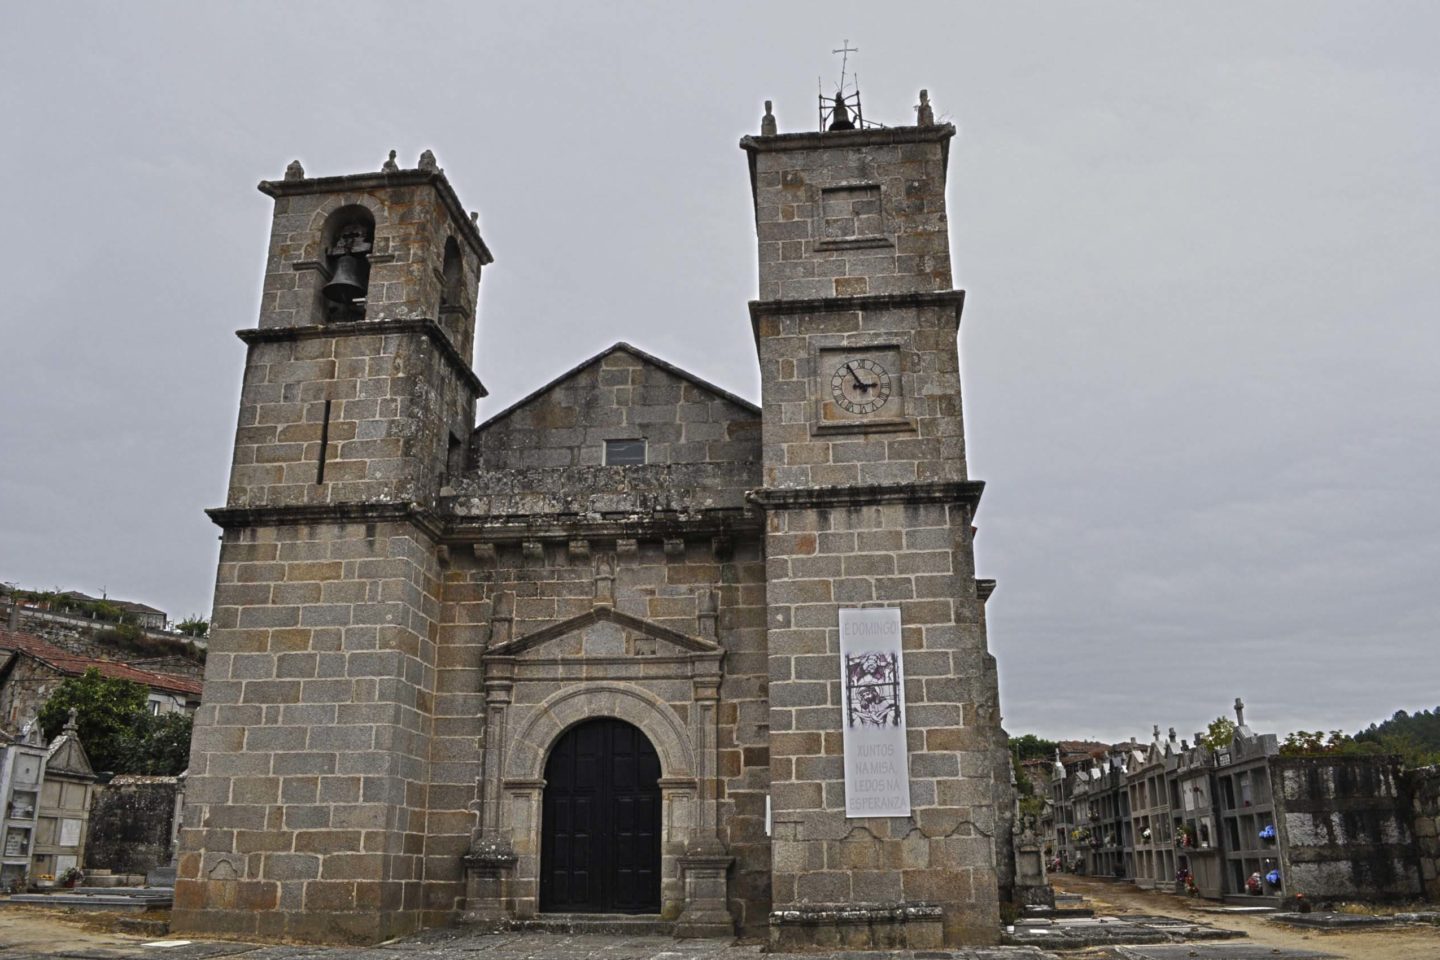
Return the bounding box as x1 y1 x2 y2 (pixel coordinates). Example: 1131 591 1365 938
1141 827 1153 842
1245 872 1263 895
58 867 83 888
1259 824 1276 841
1265 868 1282 887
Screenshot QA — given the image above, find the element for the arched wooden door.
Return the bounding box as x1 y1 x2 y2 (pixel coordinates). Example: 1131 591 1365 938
540 717 662 913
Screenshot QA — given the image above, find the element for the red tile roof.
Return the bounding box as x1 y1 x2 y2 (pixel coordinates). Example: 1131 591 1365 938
0 629 203 698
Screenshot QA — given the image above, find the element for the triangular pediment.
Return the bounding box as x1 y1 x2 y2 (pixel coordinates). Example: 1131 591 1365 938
487 606 720 659
473 341 759 437
46 733 95 779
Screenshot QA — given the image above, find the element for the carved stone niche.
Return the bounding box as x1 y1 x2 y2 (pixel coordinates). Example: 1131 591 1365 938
463 603 733 933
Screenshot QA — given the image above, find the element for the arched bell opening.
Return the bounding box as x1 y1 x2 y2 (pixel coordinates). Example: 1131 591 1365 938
318 205 375 321
539 716 662 914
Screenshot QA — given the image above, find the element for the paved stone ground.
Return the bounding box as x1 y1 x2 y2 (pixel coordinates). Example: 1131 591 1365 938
0 928 1364 960
1092 946 1339 960
0 932 1062 960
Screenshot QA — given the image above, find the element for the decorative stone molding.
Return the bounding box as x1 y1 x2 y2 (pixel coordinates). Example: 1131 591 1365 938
465 601 730 926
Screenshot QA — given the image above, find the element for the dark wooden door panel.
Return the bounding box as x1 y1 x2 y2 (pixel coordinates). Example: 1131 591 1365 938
540 717 661 913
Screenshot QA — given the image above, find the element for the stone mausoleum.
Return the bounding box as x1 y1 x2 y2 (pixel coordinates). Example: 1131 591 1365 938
173 89 1011 946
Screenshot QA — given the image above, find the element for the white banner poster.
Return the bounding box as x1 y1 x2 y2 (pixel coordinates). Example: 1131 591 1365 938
839 607 911 817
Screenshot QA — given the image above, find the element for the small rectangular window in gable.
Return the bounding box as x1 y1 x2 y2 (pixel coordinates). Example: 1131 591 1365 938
605 439 646 466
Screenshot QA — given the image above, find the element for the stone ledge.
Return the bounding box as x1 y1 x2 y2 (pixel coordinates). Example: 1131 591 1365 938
749 288 966 318
740 123 956 154
747 480 983 511
769 901 945 951
207 500 444 540
770 902 944 925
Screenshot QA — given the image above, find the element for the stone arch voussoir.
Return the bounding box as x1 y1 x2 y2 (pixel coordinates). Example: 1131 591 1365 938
302 193 391 259
505 683 695 782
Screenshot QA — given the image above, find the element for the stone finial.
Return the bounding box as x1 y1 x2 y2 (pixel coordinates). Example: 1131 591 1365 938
418 149 438 172
1152 724 1161 742
1195 732 1205 746
1234 697 1246 726
916 89 935 127
470 211 479 224
1168 727 1177 743
284 159 305 181
761 100 778 136
65 707 78 733
382 149 400 173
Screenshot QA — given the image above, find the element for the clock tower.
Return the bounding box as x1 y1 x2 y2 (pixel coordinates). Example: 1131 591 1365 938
742 91 1007 946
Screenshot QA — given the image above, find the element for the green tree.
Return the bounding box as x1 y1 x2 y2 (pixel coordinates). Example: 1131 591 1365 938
119 711 193 775
176 617 209 638
1199 716 1237 751
37 669 148 772
36 669 192 775
1009 733 1060 762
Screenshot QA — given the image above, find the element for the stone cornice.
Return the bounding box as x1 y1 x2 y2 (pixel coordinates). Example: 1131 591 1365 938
747 480 983 511
445 509 761 544
206 501 445 541
749 289 965 319
739 123 955 154
208 501 759 545
237 318 486 397
258 169 494 264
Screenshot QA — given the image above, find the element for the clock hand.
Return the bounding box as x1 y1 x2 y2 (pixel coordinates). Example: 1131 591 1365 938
846 363 867 389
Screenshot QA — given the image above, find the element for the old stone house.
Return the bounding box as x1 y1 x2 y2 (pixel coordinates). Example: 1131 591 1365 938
0 629 203 733
172 90 1010 946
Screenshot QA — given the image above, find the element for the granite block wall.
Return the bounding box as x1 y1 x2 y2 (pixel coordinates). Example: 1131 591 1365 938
752 298 967 488
227 328 474 510
763 497 1002 943
473 347 759 471
172 519 443 943
745 126 955 301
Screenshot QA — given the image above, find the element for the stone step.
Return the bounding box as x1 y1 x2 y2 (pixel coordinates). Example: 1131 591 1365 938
147 865 177 888
1223 893 1283 908
1023 904 1095 918
510 913 675 936
5 888 173 913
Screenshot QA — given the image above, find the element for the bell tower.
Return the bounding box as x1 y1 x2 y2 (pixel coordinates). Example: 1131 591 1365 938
742 90 1006 947
172 152 493 943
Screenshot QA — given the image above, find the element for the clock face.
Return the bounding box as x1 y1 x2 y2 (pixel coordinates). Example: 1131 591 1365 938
831 358 892 415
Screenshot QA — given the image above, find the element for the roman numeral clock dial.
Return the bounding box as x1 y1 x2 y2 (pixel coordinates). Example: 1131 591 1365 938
831 358 892 415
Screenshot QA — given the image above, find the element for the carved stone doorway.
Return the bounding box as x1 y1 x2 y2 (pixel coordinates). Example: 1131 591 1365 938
539 717 662 913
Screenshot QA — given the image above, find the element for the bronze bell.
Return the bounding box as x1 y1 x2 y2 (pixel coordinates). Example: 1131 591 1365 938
322 254 367 304
829 94 855 131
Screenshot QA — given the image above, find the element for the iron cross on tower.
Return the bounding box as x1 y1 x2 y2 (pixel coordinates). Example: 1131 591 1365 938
833 39 858 94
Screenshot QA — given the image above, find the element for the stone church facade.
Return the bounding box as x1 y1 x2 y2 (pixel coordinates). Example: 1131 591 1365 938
172 92 1009 946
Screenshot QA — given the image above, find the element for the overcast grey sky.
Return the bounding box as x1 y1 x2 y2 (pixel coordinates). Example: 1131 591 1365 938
2 2 1436 743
